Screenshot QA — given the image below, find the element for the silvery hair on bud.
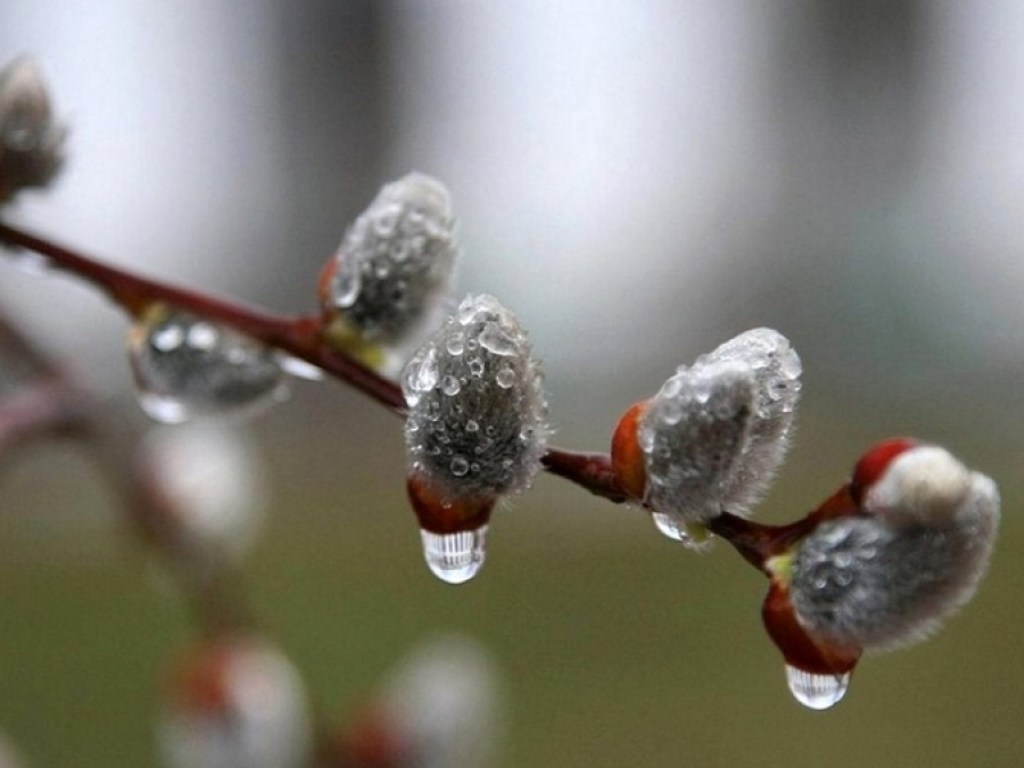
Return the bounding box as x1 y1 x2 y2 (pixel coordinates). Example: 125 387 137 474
0 57 65 198
789 455 999 652
324 172 458 343
403 294 549 501
639 328 801 526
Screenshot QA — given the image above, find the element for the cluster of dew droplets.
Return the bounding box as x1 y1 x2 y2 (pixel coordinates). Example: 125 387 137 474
128 306 320 424
403 294 549 583
324 172 458 344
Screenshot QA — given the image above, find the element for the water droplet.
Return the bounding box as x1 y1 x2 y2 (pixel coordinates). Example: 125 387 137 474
660 399 683 426
420 526 488 584
276 355 324 381
659 377 682 399
784 665 850 710
468 358 484 377
450 456 470 476
638 423 656 453
457 298 480 326
413 347 439 392
479 321 517 356
465 420 479 433
495 366 516 389
372 204 401 238
651 511 687 542
129 309 285 424
330 257 362 308
650 512 709 549
445 332 465 356
441 375 461 396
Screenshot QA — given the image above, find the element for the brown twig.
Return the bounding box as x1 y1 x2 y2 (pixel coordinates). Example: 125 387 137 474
0 220 824 570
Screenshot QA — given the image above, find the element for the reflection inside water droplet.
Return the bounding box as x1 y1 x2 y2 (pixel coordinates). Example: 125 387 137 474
420 526 488 584
784 665 850 710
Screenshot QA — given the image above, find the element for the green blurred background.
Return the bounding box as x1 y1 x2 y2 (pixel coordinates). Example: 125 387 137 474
2 1 1024 766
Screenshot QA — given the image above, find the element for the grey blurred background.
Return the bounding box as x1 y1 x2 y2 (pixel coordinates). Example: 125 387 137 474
1 2 1023 767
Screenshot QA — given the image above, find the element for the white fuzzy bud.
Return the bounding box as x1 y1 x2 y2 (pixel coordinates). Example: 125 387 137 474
0 57 65 201
790 452 999 652
159 638 312 768
639 328 801 534
323 172 457 344
377 634 501 768
403 294 549 501
137 422 268 565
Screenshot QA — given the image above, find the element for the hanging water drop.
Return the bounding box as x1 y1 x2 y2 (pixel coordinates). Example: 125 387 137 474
128 306 285 424
784 665 850 710
650 511 688 542
420 526 488 584
650 511 708 549
450 456 470 477
330 256 362 309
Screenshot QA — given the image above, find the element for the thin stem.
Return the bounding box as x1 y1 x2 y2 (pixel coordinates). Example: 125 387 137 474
541 450 629 503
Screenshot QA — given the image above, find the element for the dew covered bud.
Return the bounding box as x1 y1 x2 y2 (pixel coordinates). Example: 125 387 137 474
403 295 549 582
337 634 501 768
318 173 458 362
159 636 312 768
128 304 287 424
789 440 999 653
612 328 800 546
0 57 65 202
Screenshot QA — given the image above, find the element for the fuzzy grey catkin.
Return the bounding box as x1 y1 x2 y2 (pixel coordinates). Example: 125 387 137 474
324 173 457 344
638 328 801 528
403 294 549 502
790 455 999 652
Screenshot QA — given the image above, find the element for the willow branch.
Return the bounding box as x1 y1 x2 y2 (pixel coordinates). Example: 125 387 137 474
0 220 814 569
